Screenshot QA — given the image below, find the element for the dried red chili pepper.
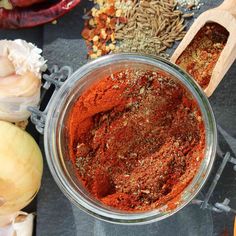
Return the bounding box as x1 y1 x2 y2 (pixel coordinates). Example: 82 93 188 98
10 0 46 8
0 0 81 29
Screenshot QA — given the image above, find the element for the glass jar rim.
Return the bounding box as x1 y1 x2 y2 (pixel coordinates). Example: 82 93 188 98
44 53 217 224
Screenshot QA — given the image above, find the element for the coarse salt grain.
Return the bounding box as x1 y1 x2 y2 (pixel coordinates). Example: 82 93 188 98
175 0 204 10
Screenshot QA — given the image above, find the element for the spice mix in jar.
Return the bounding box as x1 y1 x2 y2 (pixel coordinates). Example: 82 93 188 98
66 67 206 212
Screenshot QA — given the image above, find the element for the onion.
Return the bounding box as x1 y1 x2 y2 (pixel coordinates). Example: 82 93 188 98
0 121 43 216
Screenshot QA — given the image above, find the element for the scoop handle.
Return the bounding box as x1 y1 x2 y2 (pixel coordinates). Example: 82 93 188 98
218 0 236 15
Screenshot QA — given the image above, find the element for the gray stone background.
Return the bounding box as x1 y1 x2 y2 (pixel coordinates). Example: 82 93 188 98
1 0 236 235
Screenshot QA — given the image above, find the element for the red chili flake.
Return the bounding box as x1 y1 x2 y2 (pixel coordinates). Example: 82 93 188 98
81 0 127 58
118 16 128 24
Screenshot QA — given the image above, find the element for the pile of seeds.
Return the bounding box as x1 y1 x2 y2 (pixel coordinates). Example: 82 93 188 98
82 0 193 59
115 0 191 57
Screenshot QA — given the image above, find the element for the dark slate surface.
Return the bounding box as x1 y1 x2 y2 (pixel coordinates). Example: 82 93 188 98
1 0 236 235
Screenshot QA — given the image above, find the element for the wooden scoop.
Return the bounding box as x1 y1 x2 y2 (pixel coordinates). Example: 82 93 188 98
234 216 236 236
171 0 236 97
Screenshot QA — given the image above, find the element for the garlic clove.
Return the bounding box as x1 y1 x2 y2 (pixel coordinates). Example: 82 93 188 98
0 212 34 236
0 224 15 236
0 91 40 122
0 71 40 97
0 57 15 78
0 211 24 227
13 213 34 236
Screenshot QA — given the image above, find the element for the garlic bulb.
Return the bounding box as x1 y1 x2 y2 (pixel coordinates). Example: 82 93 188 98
0 39 47 122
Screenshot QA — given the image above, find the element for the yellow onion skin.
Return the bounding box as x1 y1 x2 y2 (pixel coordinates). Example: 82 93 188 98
0 121 43 215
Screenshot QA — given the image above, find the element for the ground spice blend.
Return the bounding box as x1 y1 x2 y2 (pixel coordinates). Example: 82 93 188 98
176 23 229 89
67 69 206 212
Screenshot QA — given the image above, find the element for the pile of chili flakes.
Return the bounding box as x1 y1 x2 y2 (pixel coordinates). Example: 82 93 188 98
82 0 129 59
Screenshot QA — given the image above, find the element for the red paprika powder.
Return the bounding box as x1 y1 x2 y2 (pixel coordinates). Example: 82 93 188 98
67 69 205 212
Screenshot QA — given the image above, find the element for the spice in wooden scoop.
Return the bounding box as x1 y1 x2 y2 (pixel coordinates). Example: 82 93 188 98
176 23 229 89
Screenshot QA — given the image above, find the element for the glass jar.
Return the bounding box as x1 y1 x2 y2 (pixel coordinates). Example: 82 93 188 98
43 54 217 224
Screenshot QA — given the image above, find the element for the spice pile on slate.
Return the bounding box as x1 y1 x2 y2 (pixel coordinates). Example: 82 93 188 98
115 0 188 57
82 0 121 59
82 0 193 59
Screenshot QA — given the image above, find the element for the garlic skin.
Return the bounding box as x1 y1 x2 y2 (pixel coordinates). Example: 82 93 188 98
0 92 40 122
0 39 47 122
0 57 15 78
0 72 40 97
0 39 47 78
0 212 34 236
